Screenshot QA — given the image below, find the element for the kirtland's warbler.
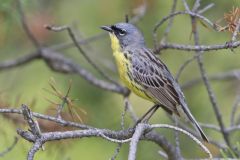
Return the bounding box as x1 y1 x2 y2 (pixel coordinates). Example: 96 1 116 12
101 23 208 142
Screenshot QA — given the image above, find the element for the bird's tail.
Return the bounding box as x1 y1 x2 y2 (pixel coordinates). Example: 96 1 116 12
179 104 209 142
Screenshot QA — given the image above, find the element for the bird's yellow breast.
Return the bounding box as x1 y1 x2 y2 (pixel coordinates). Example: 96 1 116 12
109 33 154 102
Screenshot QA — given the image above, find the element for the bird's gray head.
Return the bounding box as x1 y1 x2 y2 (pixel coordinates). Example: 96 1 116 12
101 23 145 49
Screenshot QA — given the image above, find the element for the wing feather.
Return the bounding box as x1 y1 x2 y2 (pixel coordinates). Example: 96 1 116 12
130 48 181 114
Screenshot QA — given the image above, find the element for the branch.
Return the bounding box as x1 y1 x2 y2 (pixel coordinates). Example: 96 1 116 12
16 0 41 49
128 123 148 160
153 10 216 49
40 48 128 95
0 137 18 157
0 53 40 71
190 1 231 148
181 69 240 89
155 41 240 53
45 25 118 85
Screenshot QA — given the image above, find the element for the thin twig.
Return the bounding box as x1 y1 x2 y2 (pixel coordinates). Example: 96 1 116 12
0 137 18 157
151 124 212 159
27 139 42 160
0 108 92 129
173 116 182 159
198 3 215 14
181 0 190 12
16 0 41 49
0 53 40 71
128 123 148 160
153 10 216 50
182 69 240 89
155 41 240 53
231 18 240 42
192 0 201 12
176 55 196 81
158 0 178 45
110 96 129 160
45 25 118 85
231 94 240 126
190 3 231 148
124 97 138 122
21 104 42 138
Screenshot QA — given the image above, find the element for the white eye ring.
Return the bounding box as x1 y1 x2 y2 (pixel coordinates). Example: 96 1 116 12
119 29 126 36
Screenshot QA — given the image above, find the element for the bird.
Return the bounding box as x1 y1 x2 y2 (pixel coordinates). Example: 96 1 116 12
101 22 208 142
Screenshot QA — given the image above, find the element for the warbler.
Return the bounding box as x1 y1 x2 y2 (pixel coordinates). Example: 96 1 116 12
101 23 208 142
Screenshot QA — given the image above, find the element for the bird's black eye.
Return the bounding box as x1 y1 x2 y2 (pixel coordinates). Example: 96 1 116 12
111 25 127 36
118 29 126 36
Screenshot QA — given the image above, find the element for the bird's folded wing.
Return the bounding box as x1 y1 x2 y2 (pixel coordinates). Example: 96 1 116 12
131 50 181 115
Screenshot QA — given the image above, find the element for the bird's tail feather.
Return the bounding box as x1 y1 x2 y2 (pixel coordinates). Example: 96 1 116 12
179 104 209 142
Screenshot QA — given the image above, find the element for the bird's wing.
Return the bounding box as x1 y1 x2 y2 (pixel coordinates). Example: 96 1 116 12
130 48 182 115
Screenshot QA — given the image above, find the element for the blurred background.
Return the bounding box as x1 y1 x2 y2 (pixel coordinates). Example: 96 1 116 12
0 0 239 159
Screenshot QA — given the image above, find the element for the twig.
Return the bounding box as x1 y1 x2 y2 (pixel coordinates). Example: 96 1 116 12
0 137 18 157
151 124 212 159
231 94 240 126
0 53 40 71
155 41 240 53
158 0 178 45
16 0 41 49
40 48 128 95
231 18 240 42
181 0 190 12
45 25 118 85
190 3 231 148
110 97 129 160
27 139 42 160
198 3 215 14
173 116 182 159
21 104 42 138
192 0 201 12
110 143 122 160
176 55 196 81
49 33 107 51
128 123 148 160
153 10 216 49
124 97 138 122
182 69 240 89
158 150 168 159
0 107 92 129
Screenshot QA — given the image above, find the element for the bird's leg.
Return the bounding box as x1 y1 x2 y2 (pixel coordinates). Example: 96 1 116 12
134 104 160 127
142 104 160 123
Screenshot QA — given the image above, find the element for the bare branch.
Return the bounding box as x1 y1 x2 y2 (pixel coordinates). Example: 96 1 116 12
182 69 240 89
0 108 92 129
45 25 118 85
0 137 18 157
0 53 40 71
16 0 41 49
153 10 216 50
158 0 178 45
21 104 42 138
124 97 138 122
128 123 148 160
231 94 240 126
198 3 215 14
27 140 42 160
155 41 240 53
190 3 231 148
231 18 240 42
151 124 212 159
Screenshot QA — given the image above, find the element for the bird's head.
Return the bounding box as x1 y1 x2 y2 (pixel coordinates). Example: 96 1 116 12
101 23 145 51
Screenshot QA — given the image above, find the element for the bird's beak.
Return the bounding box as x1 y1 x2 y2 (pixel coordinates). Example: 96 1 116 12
100 25 112 33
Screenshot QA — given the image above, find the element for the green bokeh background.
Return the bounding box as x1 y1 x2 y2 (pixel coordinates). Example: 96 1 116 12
0 0 239 159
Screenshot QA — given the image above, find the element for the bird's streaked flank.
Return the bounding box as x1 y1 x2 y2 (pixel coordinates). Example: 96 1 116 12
101 23 208 142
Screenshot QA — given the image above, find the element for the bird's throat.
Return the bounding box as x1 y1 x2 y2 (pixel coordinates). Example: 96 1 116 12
109 33 121 53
